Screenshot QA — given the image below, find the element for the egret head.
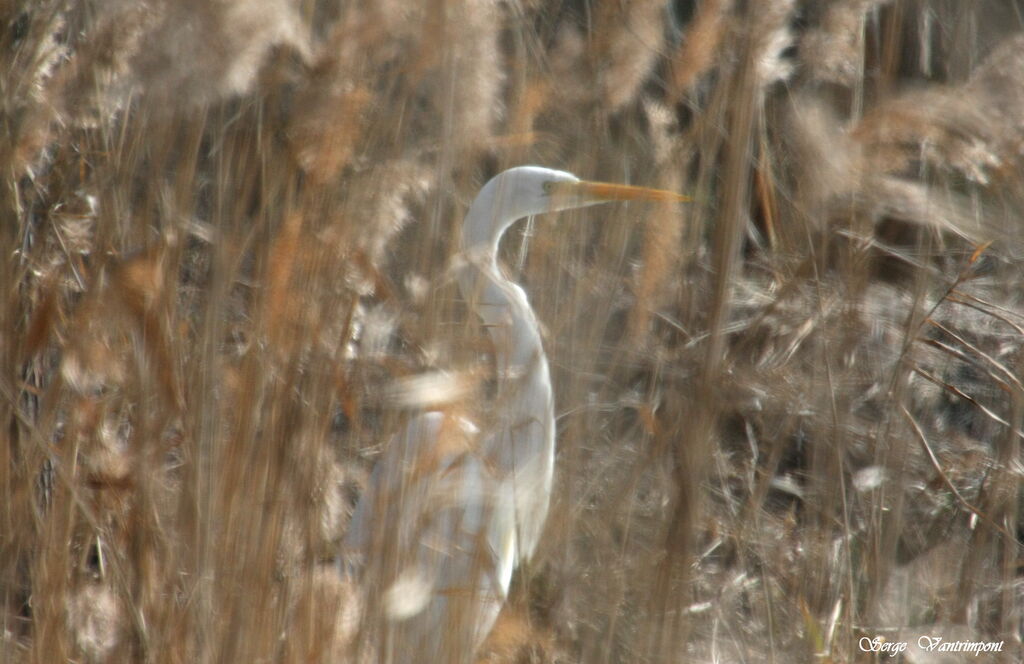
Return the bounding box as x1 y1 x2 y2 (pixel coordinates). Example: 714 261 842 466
461 166 688 252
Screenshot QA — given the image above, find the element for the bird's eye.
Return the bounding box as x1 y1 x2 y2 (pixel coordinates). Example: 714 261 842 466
542 181 554 194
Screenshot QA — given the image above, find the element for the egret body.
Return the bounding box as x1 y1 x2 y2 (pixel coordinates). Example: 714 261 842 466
342 167 686 662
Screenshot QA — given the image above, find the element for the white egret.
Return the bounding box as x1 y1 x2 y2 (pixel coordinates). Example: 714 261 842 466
341 166 687 662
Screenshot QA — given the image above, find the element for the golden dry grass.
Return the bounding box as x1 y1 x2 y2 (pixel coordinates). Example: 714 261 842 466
1 1 1022 662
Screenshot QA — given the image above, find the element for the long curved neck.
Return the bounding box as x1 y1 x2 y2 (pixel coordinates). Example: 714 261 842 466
457 251 546 375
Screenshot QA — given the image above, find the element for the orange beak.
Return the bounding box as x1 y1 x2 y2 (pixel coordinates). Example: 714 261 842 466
551 180 690 207
576 180 691 203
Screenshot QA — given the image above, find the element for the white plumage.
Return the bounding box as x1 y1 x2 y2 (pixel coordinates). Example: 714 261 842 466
341 166 687 662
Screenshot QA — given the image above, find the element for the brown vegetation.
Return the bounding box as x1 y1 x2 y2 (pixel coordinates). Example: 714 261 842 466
1 1 1022 662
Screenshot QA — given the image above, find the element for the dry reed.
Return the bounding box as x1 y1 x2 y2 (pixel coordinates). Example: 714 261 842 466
1 1 1022 662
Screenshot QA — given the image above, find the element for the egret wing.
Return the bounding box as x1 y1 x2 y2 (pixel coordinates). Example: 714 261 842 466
342 412 514 663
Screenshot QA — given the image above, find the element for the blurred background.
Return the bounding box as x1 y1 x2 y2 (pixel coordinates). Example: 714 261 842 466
1 0 1023 661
